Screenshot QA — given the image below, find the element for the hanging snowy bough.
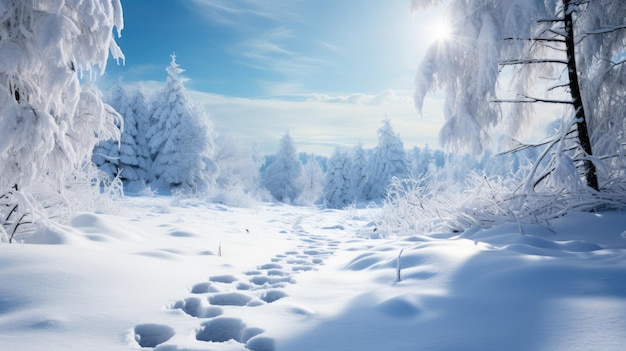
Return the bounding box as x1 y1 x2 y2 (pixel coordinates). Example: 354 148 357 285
0 0 125 240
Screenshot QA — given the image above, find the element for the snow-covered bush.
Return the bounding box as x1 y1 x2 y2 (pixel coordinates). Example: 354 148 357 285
379 164 626 237
0 187 34 243
34 163 124 220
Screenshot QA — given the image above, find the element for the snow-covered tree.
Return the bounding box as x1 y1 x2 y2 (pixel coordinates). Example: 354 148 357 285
262 132 304 203
365 119 409 201
349 143 368 202
412 0 626 192
324 148 354 208
409 145 430 178
92 126 120 180
0 1 124 241
298 154 325 205
147 54 217 193
102 83 151 191
125 88 152 189
213 133 264 206
0 0 123 190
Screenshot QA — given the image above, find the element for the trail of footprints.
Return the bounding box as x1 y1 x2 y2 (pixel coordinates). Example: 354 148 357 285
133 216 341 350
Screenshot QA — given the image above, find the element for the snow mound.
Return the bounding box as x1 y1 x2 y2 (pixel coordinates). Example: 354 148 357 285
70 212 144 242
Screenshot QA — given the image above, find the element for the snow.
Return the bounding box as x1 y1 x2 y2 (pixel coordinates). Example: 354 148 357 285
1 196 625 351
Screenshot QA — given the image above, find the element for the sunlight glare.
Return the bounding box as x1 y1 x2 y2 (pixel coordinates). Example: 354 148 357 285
431 19 452 42
415 8 453 45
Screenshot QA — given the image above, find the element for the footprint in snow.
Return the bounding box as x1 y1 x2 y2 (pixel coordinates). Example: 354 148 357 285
209 274 238 284
208 292 257 307
172 297 223 318
190 282 219 294
138 214 341 351
133 323 175 348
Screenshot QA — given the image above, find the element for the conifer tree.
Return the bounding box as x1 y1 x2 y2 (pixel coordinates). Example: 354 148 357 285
365 119 409 200
103 84 152 190
147 54 217 193
324 148 354 208
350 143 368 202
262 132 304 203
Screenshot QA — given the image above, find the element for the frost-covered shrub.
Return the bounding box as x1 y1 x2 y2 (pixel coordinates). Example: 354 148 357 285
1 163 125 243
380 166 626 237
0 187 34 243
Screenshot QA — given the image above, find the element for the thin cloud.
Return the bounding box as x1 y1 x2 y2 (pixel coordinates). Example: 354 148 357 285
187 2 335 97
189 89 445 155
233 26 330 95
304 89 413 105
188 0 301 26
239 27 295 61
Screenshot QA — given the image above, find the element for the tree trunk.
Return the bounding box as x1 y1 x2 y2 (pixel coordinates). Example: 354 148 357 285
563 0 599 191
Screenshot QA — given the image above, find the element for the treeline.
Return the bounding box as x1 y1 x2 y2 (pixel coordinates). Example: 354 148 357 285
94 57 527 208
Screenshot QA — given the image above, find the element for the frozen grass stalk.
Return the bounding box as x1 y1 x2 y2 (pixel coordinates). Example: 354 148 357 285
396 249 404 283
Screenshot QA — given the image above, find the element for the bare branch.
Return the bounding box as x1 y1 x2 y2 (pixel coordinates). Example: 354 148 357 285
537 17 564 23
547 83 570 91
500 58 569 66
503 37 566 43
493 95 573 104
497 129 577 156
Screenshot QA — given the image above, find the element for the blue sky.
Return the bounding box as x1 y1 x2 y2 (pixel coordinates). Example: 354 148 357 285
103 0 448 155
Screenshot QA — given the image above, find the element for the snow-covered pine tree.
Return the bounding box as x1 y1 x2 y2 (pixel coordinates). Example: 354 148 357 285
103 83 151 191
365 119 409 201
349 143 368 203
126 88 152 190
0 0 124 241
324 148 354 208
92 130 120 180
147 54 218 193
408 145 430 179
262 132 304 203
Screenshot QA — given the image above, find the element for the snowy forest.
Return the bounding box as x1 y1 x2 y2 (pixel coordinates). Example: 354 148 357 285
1 1 626 351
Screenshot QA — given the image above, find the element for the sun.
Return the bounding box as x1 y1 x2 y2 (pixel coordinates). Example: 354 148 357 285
431 19 452 41
416 13 453 45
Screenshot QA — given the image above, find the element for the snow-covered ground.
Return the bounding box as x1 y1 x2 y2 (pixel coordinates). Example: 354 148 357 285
1 196 625 351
